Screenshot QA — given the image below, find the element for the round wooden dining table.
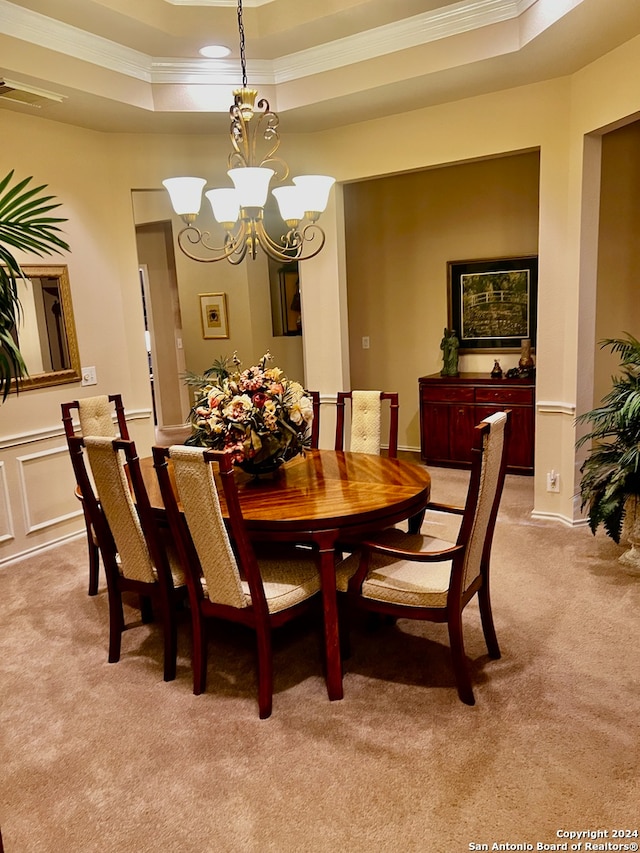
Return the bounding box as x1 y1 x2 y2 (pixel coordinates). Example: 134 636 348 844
140 449 431 702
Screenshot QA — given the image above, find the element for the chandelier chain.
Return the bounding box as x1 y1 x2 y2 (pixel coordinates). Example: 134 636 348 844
237 0 247 88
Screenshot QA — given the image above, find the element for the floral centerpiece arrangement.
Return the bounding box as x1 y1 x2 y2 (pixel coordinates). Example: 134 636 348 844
185 351 314 476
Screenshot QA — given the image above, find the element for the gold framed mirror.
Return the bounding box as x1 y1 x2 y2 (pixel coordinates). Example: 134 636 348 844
10 264 81 391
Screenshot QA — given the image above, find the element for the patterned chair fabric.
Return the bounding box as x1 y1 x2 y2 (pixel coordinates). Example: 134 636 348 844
84 437 159 585
169 445 320 613
336 410 510 705
78 395 118 438
154 444 323 718
334 390 399 457
61 394 129 596
349 390 382 455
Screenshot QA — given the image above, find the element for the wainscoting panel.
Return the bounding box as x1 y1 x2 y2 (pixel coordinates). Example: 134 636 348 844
0 408 155 566
16 445 82 535
0 461 15 544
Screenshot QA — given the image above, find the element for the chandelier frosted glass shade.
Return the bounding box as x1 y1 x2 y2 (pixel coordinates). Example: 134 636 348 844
293 176 336 217
228 167 274 207
162 177 206 218
205 188 240 227
272 185 305 224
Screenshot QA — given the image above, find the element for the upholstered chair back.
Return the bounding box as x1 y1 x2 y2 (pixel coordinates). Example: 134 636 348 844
349 390 382 454
168 445 247 609
83 436 156 584
77 395 118 438
335 391 399 457
459 411 507 591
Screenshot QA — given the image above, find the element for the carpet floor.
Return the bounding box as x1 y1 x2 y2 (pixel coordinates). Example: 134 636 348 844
1 468 638 852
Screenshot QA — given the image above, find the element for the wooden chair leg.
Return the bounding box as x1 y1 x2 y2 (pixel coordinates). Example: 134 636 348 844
82 506 99 596
161 597 178 683
107 588 124 664
478 584 501 660
87 537 100 596
191 611 207 695
256 625 273 719
140 595 154 624
447 612 475 706
337 596 351 660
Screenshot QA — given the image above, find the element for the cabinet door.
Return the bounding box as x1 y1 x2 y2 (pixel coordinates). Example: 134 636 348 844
421 401 450 462
449 404 476 463
475 405 534 471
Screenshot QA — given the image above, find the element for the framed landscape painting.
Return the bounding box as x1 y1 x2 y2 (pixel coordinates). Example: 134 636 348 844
447 256 538 352
199 292 229 340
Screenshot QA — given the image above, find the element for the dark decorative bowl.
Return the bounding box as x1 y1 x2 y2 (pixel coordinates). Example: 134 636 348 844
236 454 287 478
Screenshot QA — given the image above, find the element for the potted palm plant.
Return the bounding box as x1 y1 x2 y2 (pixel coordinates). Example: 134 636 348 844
577 334 640 565
0 169 69 401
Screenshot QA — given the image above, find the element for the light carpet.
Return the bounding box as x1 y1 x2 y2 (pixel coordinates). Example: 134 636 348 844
1 468 638 852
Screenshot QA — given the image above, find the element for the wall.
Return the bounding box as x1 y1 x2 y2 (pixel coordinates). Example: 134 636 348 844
343 151 540 450
298 78 577 519
0 111 156 564
131 190 305 387
594 120 640 406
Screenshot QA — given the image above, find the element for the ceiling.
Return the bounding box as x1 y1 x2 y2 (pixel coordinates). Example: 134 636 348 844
2 0 640 134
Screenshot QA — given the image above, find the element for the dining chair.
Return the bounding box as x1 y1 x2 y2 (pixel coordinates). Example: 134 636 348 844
152 444 323 719
334 391 399 457
61 395 129 595
75 435 187 681
336 410 511 705
307 390 321 449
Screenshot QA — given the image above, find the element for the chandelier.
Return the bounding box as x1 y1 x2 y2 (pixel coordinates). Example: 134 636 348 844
163 0 335 266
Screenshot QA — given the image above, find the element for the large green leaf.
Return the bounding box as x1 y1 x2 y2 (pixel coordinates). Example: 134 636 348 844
0 170 70 401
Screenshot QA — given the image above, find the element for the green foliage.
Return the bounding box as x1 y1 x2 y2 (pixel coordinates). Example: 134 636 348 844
0 170 69 401
576 333 640 542
182 354 237 391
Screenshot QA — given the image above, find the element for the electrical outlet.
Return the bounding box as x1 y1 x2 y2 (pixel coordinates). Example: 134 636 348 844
362 336 370 349
546 470 560 492
81 366 97 386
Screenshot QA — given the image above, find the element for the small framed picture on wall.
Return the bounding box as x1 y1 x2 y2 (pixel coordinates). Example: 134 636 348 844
199 292 229 339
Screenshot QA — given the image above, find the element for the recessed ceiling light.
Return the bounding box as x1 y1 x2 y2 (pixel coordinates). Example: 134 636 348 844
199 45 231 58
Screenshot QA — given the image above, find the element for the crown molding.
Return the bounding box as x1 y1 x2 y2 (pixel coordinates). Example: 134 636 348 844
0 0 152 81
0 0 565 88
272 0 536 84
150 57 274 85
163 0 273 5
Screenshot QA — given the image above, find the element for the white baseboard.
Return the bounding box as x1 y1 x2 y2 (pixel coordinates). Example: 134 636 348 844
530 510 587 528
0 529 84 568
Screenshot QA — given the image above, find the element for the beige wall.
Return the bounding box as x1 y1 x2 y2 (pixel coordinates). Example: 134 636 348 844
344 152 540 450
594 120 640 406
131 190 304 386
4 30 640 561
0 112 156 563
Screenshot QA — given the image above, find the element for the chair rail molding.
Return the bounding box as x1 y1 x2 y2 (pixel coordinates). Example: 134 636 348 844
536 400 576 416
0 407 153 450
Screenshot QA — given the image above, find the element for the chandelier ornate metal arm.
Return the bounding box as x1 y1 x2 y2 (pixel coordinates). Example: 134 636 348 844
163 0 335 266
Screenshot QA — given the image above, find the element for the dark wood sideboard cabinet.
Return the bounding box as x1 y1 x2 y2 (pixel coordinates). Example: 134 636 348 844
419 373 535 475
